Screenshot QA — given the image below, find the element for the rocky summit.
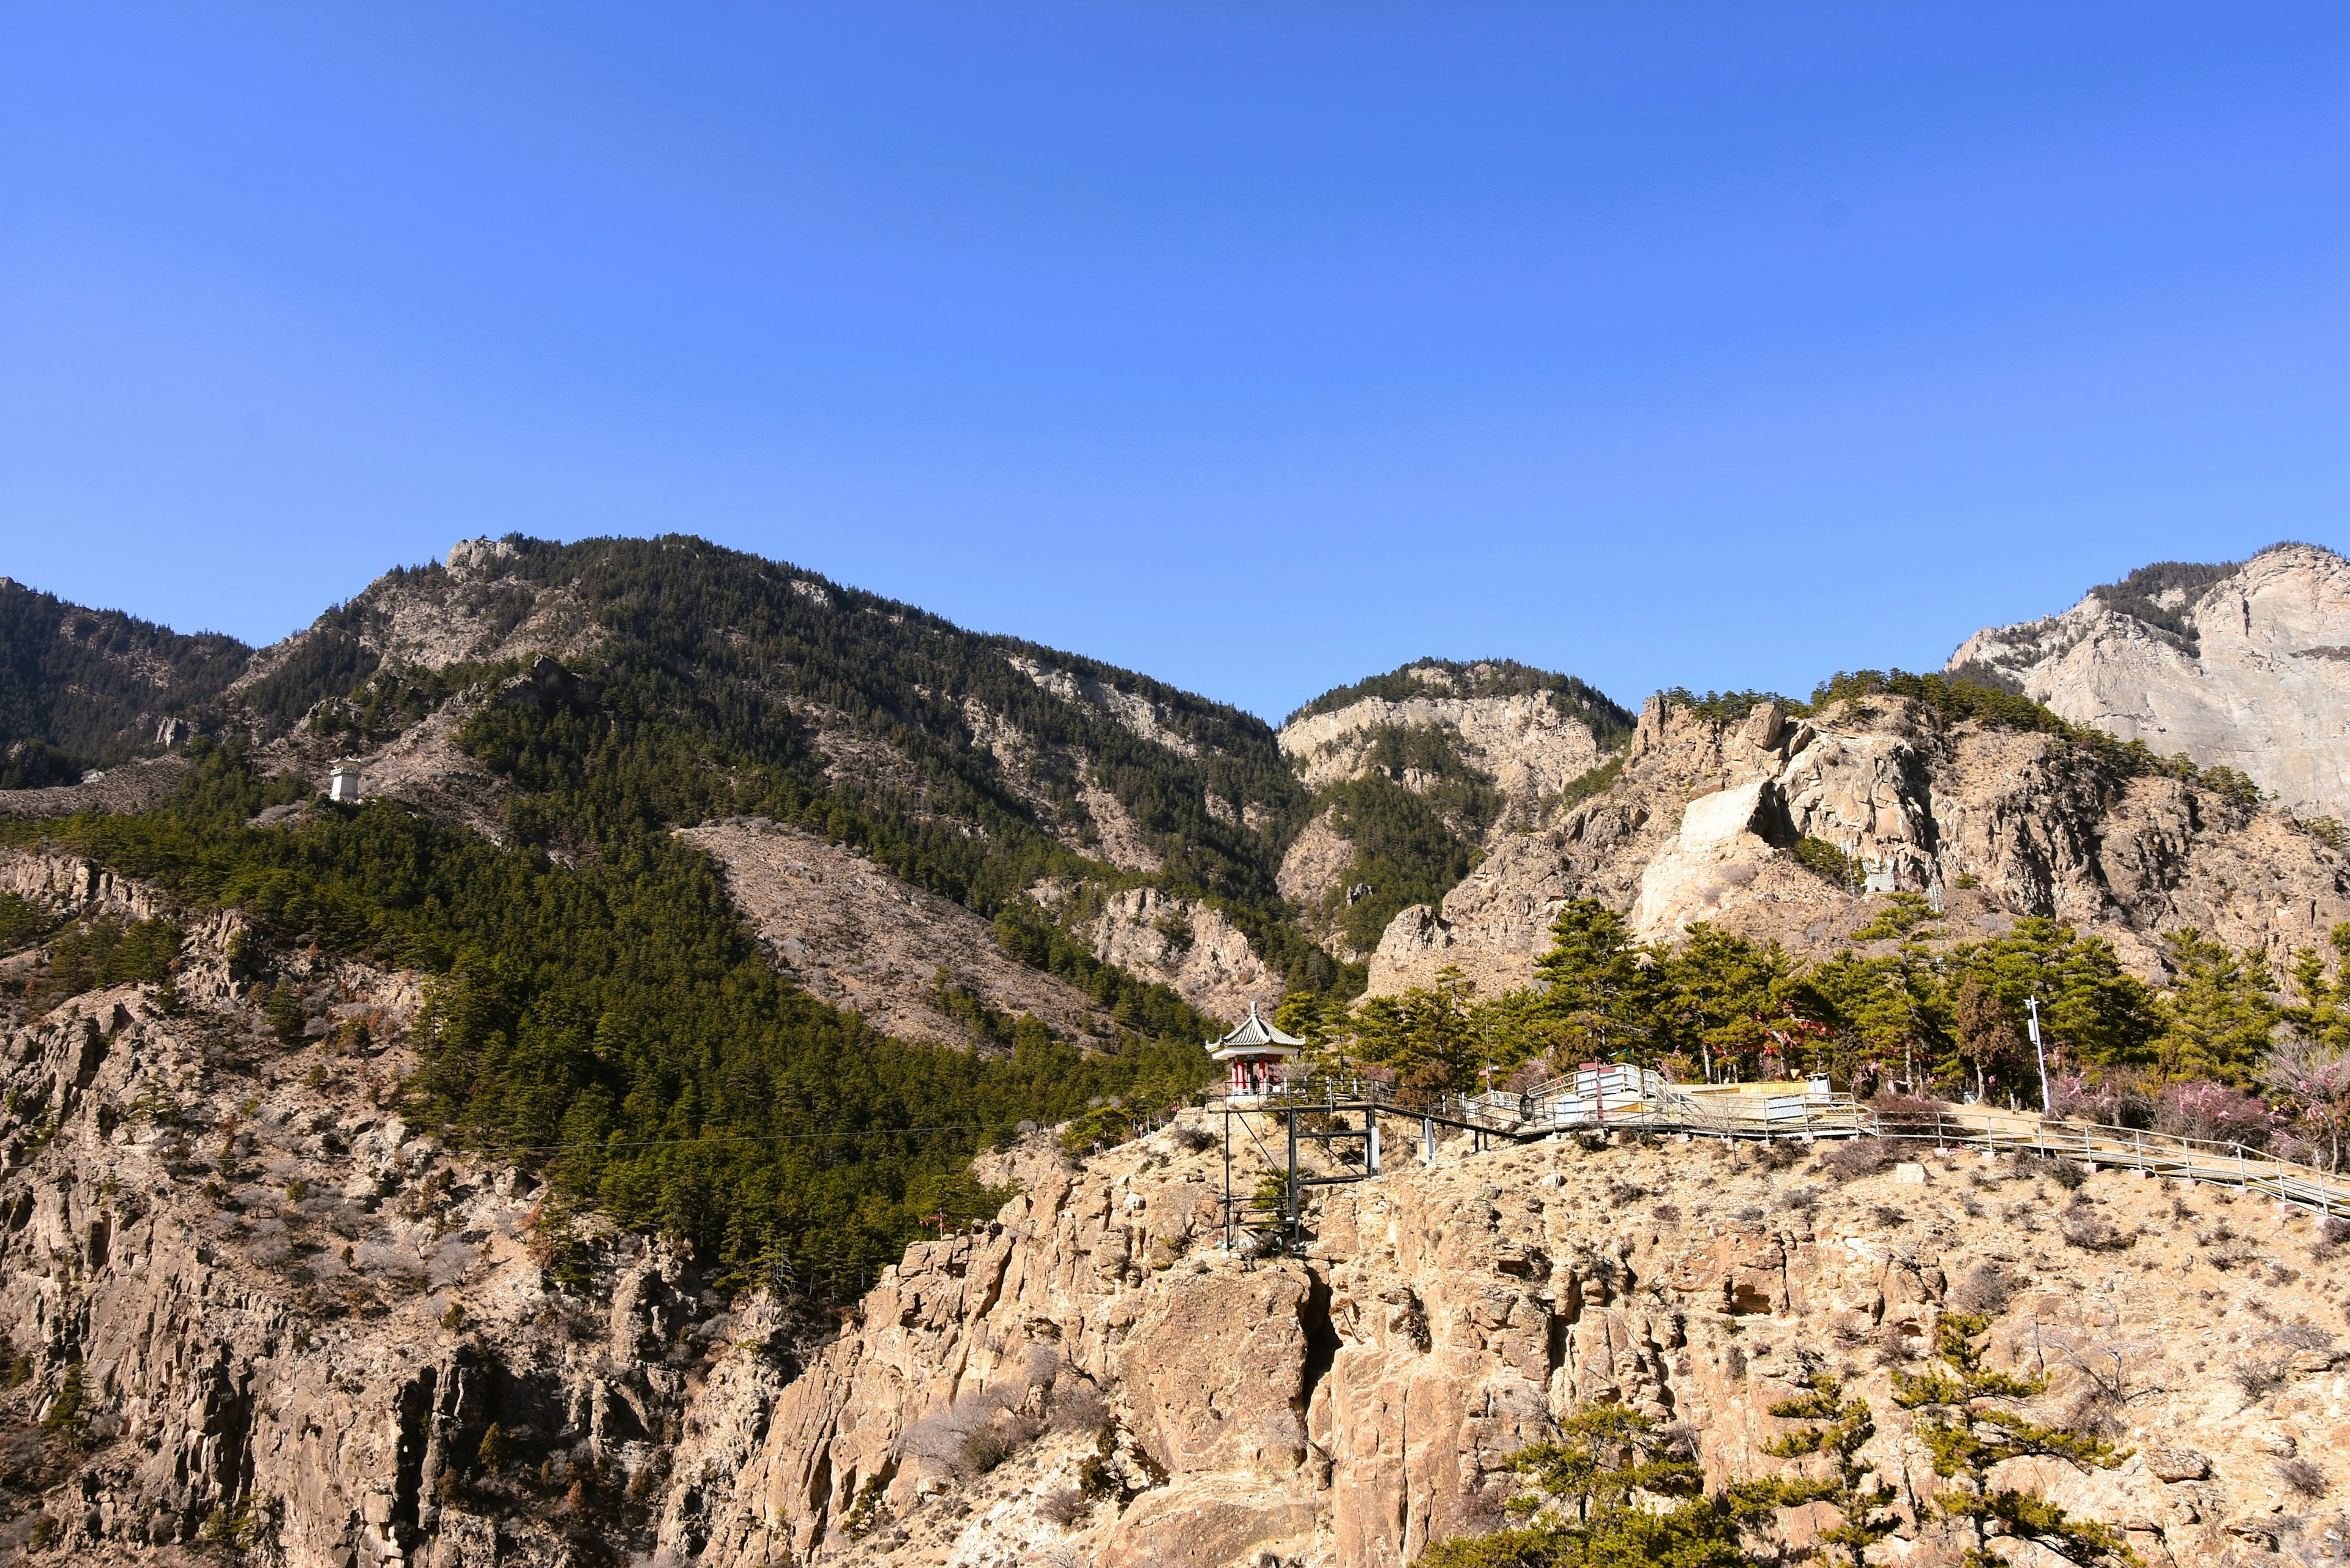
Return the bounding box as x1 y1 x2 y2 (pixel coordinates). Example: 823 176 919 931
2 534 2349 1567
1950 542 2350 822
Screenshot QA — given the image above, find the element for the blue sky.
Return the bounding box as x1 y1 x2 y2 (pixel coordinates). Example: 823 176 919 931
4 4 2345 722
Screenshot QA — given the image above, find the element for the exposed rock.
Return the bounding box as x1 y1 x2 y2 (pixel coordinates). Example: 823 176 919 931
682 818 1112 1046
1278 688 1603 803
1087 888 1284 1026
1372 687 2350 996
1010 655 1201 759
1951 543 2350 819
1075 783 1163 875
0 848 789 1568
1274 807 1355 914
666 1114 2350 1568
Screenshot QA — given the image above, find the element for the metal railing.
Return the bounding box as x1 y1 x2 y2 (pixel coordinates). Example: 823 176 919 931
1205 1074 2350 1219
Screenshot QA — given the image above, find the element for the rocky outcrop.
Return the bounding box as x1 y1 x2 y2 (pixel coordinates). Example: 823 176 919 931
672 1116 2350 1568
683 818 1114 1046
1372 691 2350 996
0 756 195 822
0 848 807 1568
1274 808 1355 910
1278 687 1604 802
1951 543 2350 820
1086 888 1285 1026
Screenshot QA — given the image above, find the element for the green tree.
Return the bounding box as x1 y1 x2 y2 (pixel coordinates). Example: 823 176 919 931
2284 923 2350 1054
2154 929 2276 1085
1891 1313 2139 1567
1419 1402 1757 1568
1951 976 2025 1104
1348 969 1494 1095
1806 949 1940 1093
1726 1365 1898 1567
1653 925 1804 1083
1955 919 2160 1072
1532 901 1662 1065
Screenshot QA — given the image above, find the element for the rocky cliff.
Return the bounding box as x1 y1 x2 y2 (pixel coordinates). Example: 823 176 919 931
1370 689 2350 997
1272 663 1633 965
668 1113 2348 1568
4 831 2347 1568
0 847 815 1568
1950 543 2350 822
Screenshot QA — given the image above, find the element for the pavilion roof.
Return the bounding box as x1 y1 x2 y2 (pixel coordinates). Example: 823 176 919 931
1207 1002 1304 1059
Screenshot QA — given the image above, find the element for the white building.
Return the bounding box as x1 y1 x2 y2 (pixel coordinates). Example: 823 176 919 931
327 761 364 804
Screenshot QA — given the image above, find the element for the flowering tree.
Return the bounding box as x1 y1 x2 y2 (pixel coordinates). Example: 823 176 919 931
2261 1035 2350 1170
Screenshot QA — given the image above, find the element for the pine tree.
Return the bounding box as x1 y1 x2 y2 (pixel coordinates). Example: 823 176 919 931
1890 1312 2139 1567
1726 1364 1898 1567
1419 1402 1758 1568
2155 929 2276 1085
1532 901 1662 1065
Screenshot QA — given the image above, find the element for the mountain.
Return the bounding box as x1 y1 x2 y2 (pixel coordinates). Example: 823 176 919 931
1272 660 1635 965
0 577 251 786
1368 678 2350 999
6 533 2350 1566
1948 541 2350 821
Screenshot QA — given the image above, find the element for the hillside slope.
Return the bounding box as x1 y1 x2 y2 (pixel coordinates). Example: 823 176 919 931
1949 542 2350 820
1273 661 1634 965
5 854 2335 1568
1372 686 2350 997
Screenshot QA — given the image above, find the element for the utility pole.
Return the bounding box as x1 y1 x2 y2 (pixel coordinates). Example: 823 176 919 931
2027 997 2051 1117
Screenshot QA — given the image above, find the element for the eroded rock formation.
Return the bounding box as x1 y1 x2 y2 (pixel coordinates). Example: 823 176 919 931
1951 543 2350 820
671 1119 2350 1568
1371 690 2350 997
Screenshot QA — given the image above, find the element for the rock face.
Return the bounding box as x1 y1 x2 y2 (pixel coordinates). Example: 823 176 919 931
0 849 786 1568
1084 888 1286 1026
1371 689 2350 997
1278 684 1606 801
1273 663 1627 957
682 817 1114 1045
671 1118 2350 1568
7 845 2348 1568
1950 543 2350 820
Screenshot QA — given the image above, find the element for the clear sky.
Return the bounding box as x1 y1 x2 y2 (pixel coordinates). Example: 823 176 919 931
4 4 2345 722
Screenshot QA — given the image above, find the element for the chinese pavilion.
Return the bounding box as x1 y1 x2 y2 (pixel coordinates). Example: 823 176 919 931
1207 1003 1303 1101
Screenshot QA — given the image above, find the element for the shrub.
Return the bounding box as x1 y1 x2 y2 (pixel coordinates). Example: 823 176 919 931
1867 1093 1947 1135
905 1389 1042 1478
1793 836 1856 888
2229 1357 2285 1400
958 1415 1039 1476
2277 1457 2329 1497
1164 1124 1213 1154
1819 1137 1901 1182
2155 1081 2276 1148
1037 1485 1087 1527
2059 1206 2133 1252
1949 1262 2017 1315
2016 1154 2084 1190
2047 1073 2152 1128
1048 1375 1111 1436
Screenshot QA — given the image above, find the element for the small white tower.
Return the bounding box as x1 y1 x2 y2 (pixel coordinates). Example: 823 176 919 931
327 760 364 804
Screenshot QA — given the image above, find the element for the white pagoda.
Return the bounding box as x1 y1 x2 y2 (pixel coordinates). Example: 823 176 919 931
1207 1003 1303 1102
